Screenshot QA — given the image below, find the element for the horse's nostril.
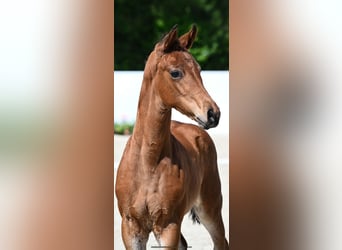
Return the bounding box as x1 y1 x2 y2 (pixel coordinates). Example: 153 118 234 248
207 109 216 123
206 108 220 128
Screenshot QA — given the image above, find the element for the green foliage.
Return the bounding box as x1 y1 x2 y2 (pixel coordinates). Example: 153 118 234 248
114 0 228 70
114 122 135 135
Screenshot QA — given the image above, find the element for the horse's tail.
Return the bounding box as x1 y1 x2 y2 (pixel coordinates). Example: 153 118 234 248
190 208 201 224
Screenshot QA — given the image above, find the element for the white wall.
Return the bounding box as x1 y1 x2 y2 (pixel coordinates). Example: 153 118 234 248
114 71 229 135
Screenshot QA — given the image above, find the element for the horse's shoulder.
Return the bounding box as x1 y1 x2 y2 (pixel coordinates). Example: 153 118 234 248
115 137 139 194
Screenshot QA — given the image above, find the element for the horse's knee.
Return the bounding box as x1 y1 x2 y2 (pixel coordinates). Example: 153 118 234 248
121 218 148 250
122 232 148 250
156 223 182 249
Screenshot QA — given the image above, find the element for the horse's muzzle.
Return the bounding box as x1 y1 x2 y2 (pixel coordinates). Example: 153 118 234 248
206 108 220 129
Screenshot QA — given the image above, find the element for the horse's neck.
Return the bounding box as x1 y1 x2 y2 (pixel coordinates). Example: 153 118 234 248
132 76 172 165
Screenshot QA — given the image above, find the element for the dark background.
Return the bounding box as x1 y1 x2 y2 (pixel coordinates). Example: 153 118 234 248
114 0 228 70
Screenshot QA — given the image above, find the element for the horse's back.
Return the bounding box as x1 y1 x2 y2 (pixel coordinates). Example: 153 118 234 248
170 120 223 213
170 121 217 166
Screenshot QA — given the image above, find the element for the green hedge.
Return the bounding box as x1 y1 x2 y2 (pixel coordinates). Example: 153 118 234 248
114 122 134 135
114 0 228 70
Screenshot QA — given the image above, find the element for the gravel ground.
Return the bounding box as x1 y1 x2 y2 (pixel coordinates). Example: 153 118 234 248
114 134 229 249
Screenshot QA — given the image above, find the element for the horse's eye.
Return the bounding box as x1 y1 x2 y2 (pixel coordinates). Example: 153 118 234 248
170 70 183 79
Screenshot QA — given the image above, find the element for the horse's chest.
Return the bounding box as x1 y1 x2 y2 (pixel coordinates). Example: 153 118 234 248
117 189 172 236
123 159 186 227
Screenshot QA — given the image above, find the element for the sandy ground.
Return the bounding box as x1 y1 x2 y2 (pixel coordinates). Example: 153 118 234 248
114 134 229 249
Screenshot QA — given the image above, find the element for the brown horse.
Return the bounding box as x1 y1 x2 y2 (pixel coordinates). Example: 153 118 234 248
115 25 228 250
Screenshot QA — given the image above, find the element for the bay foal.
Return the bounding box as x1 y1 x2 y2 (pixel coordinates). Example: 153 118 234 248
115 25 228 249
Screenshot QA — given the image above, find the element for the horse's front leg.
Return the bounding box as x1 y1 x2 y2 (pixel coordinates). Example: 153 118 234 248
121 216 148 250
158 223 187 250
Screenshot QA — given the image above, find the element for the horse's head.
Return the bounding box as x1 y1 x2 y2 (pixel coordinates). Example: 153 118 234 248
145 25 220 129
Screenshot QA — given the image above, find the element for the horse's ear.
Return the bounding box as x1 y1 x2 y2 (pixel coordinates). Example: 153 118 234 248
158 25 179 53
179 24 197 50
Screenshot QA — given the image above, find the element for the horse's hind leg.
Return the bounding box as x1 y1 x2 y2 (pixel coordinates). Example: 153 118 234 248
194 168 229 249
193 203 229 250
178 233 188 249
